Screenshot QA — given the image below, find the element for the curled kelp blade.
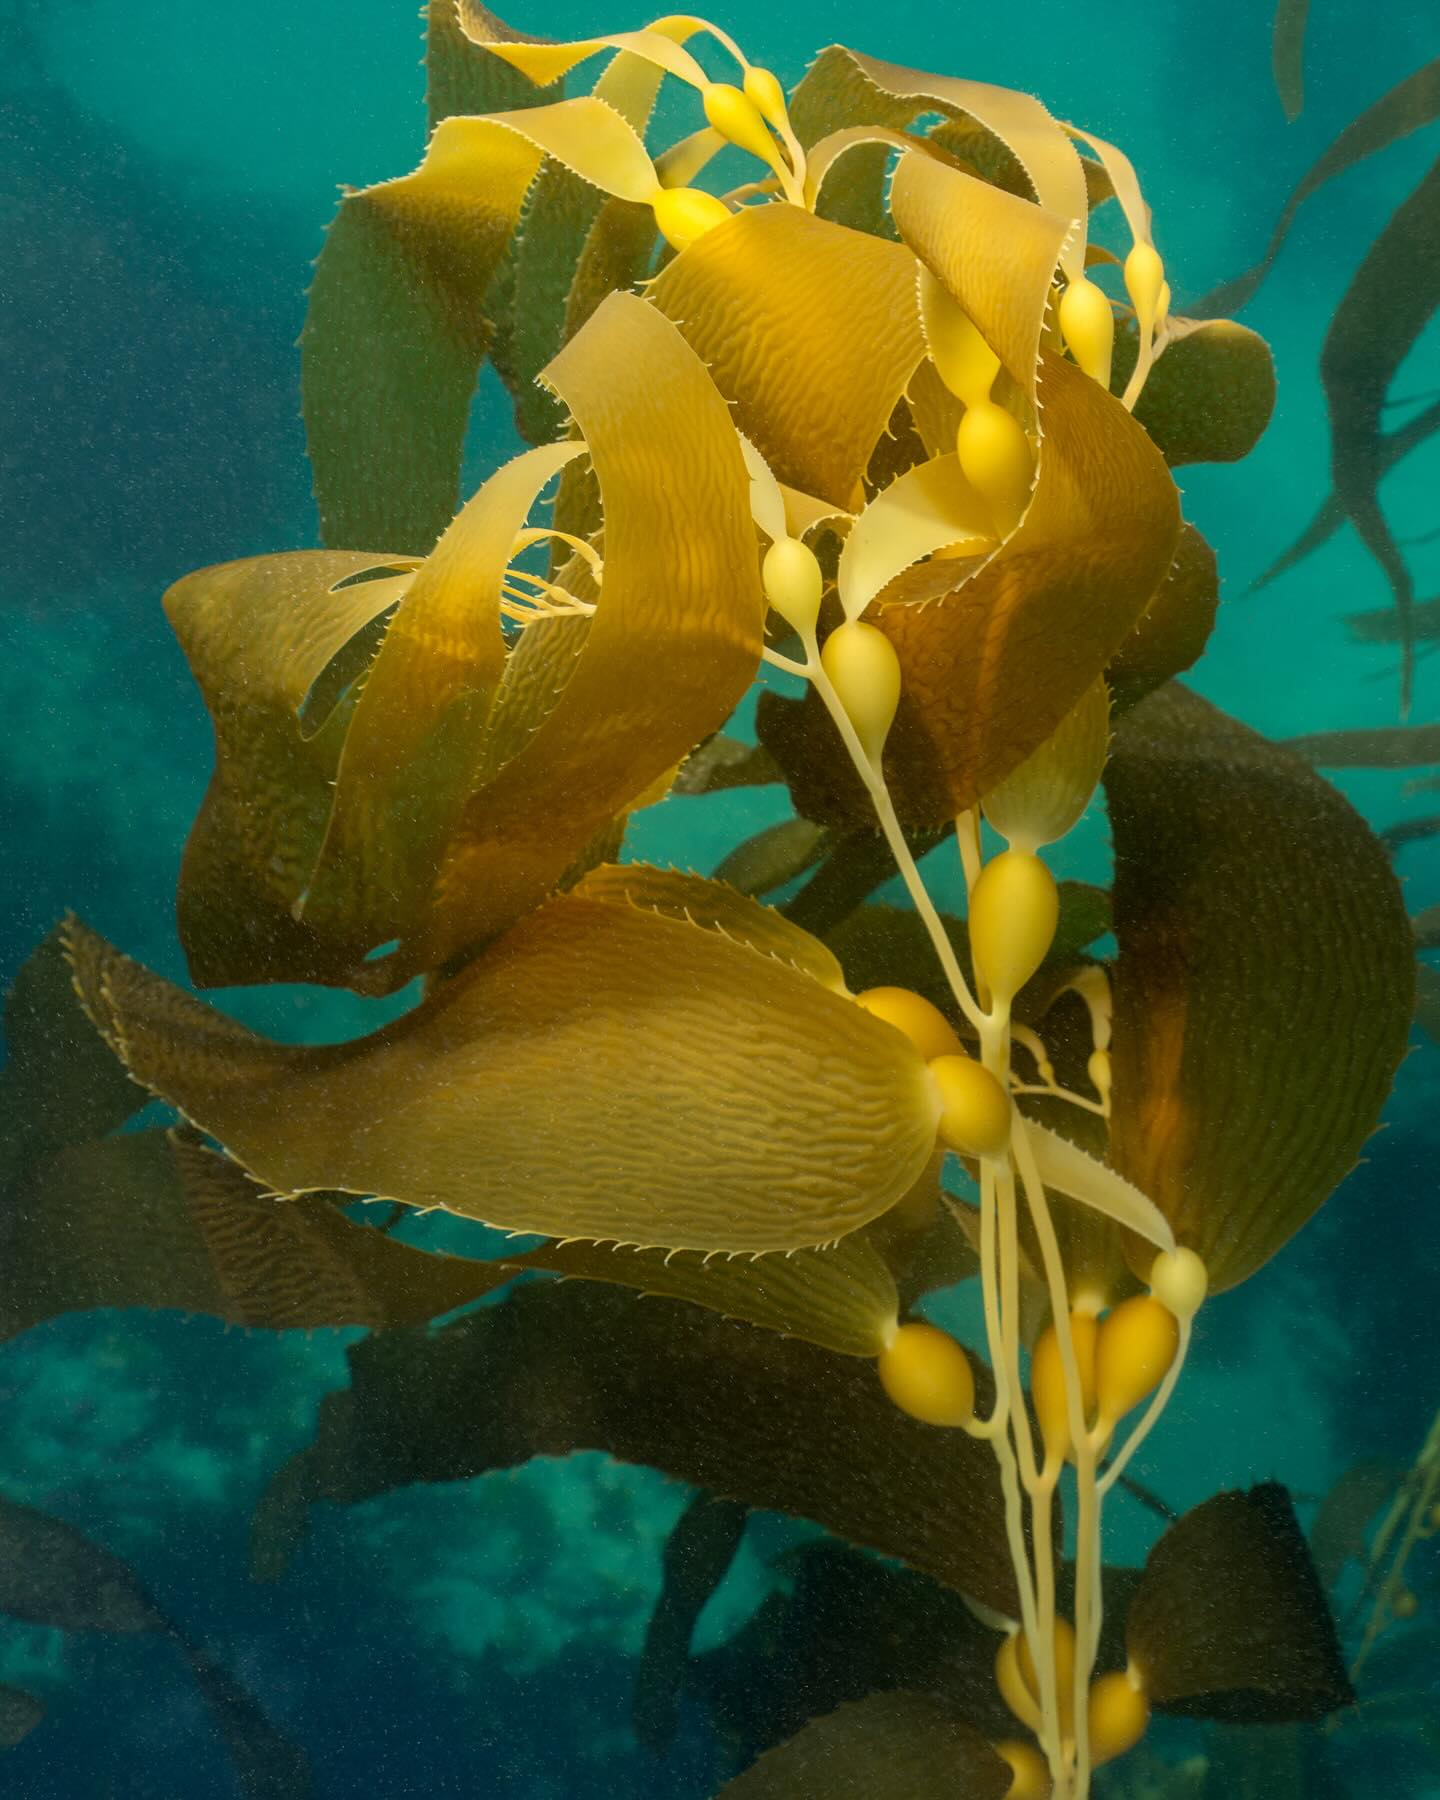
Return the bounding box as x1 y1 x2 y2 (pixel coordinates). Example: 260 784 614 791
297 440 585 973
872 151 1178 820
0 1130 510 1343
1126 1485 1353 1723
790 45 1089 275
713 1690 1012 1800
164 550 414 987
1196 57 1440 319
1105 684 1414 1291
64 896 938 1255
0 925 140 1193
302 96 658 554
1114 317 1276 466
1107 521 1221 713
419 292 767 964
635 1494 747 1754
254 1278 1023 1613
1320 153 1440 710
0 1687 43 1749
425 0 558 132
650 204 926 507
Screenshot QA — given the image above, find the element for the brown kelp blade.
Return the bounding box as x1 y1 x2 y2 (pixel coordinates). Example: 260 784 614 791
1319 153 1440 710
634 1494 747 1754
1107 521 1221 713
1105 685 1414 1291
1196 58 1440 318
878 153 1179 821
0 925 140 1192
0 1687 44 1749
1310 1459 1405 1592
1125 1485 1353 1722
63 892 938 1255
1349 593 1440 643
165 550 414 988
1115 317 1276 466
712 1690 1012 1800
713 818 830 897
650 204 926 508
253 1279 1022 1614
419 292 767 965
425 0 557 133
0 1130 511 1344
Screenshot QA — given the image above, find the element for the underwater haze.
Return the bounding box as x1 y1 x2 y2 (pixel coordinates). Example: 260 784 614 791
2 0 1438 1795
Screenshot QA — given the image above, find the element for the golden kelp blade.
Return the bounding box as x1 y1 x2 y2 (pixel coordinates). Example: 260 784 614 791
455 9 712 90
302 97 658 554
425 0 559 133
1115 316 1276 465
510 1234 899 1358
165 551 414 988
573 864 848 991
298 440 586 974
891 150 1065 408
64 898 939 1255
714 1691 1012 1800
650 204 926 507
419 292 766 964
879 350 1178 820
790 45 1088 272
1105 684 1414 1292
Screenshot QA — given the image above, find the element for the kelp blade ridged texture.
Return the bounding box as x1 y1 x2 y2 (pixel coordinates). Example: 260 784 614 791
1105 684 1414 1290
255 1278 1025 1615
876 152 1181 819
62 889 939 1254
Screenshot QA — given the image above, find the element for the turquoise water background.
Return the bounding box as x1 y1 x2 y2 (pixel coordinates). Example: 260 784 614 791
2 0 1437 1793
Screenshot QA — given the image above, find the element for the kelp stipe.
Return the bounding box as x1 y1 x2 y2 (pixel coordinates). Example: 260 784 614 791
5 6 1420 1796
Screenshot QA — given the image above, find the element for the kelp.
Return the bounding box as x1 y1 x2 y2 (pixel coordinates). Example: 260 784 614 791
252 1279 1024 1614
1271 0 1310 121
10 11 1401 1795
634 1493 747 1754
1105 685 1414 1290
1279 722 1440 766
0 1496 310 1795
1124 1487 1352 1722
713 1691 1012 1799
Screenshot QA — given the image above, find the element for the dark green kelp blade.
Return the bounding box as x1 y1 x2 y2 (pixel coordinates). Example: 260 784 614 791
693 1542 1017 1769
712 1690 1011 1800
1113 318 1276 466
253 1279 1022 1614
0 1495 163 1633
1105 684 1414 1291
0 925 140 1193
1125 1485 1353 1723
0 1687 44 1749
634 1494 748 1755
1280 721 1440 767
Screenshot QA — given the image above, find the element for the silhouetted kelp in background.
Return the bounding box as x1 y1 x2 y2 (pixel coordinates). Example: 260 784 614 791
0 3 307 596
1 0 1436 1795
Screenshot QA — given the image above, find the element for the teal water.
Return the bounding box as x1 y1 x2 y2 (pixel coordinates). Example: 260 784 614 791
2 0 1437 1794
